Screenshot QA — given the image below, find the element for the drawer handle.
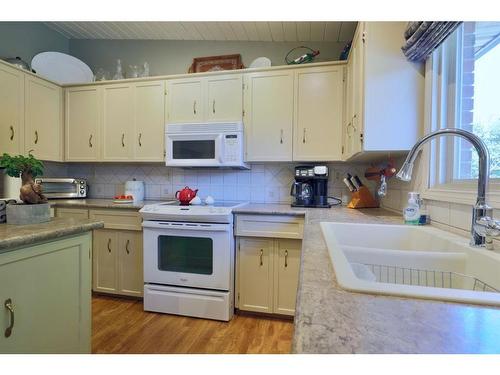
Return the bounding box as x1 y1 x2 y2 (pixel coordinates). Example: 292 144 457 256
121 133 125 147
107 238 112 253
138 133 142 147
302 128 306 144
285 250 288 268
89 134 93 148
9 126 14 141
4 298 14 338
125 239 130 254
259 249 263 266
34 130 39 144
193 100 197 115
212 99 216 114
280 129 284 144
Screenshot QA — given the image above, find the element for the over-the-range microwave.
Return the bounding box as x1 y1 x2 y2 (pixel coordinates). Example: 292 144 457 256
165 121 249 169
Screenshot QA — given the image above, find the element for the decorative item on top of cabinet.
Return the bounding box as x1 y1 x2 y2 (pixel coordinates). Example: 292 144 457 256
188 54 243 73
342 22 424 161
293 65 344 161
166 74 243 124
24 74 63 161
0 62 24 155
244 70 294 162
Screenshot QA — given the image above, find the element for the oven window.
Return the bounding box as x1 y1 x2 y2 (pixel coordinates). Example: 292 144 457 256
41 182 77 194
157 235 213 275
172 140 215 159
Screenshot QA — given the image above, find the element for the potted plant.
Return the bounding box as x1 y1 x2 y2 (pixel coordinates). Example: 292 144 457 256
0 152 49 224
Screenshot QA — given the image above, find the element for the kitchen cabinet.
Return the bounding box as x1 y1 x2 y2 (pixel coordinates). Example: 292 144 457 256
24 75 63 161
133 80 166 161
93 229 118 294
117 231 143 297
102 83 134 161
55 207 89 219
0 63 24 155
244 71 294 161
65 86 101 161
293 65 344 161
235 214 304 316
0 232 91 353
342 22 424 161
166 74 243 123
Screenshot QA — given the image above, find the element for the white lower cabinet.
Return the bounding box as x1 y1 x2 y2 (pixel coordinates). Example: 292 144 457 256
237 237 302 316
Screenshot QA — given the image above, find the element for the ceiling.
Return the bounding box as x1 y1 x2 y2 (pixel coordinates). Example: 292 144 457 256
44 22 357 43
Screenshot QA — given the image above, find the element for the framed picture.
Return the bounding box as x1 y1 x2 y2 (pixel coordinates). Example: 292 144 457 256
188 54 244 73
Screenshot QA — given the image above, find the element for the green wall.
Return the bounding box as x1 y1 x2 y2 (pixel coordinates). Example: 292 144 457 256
0 22 69 65
69 39 346 77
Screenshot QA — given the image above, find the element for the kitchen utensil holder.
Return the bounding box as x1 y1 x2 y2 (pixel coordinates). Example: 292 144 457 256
347 186 379 209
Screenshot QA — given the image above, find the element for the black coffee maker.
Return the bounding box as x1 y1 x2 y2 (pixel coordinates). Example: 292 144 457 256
290 165 331 208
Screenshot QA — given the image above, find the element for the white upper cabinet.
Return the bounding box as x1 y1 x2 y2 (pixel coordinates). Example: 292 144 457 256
166 74 243 123
102 84 134 161
24 75 63 161
293 65 344 161
205 75 243 122
0 63 24 155
343 22 424 160
166 78 203 123
65 86 101 161
244 71 294 161
133 80 166 161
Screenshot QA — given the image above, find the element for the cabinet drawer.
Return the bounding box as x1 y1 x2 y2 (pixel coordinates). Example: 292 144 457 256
235 214 304 239
89 209 142 231
55 207 89 219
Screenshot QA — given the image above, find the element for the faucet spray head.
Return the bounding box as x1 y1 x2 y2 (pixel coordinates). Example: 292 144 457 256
396 162 414 182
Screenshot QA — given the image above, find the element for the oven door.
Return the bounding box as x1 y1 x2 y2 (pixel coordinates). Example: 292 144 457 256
165 132 223 167
143 221 233 291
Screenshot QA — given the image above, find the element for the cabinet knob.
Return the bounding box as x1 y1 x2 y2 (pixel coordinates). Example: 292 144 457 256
121 133 125 147
107 238 112 253
259 249 263 266
280 129 284 144
34 130 39 144
193 100 197 115
212 99 216 114
138 133 142 147
285 250 288 268
302 128 306 144
125 239 130 254
89 134 93 148
9 126 14 141
4 298 14 338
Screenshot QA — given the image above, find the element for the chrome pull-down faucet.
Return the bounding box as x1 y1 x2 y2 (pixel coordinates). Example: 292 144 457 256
396 128 499 248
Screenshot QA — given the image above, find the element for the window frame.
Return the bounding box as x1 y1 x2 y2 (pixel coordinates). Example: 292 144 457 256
419 24 500 208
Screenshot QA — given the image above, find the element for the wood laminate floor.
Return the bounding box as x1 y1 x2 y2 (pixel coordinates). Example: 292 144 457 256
92 295 294 354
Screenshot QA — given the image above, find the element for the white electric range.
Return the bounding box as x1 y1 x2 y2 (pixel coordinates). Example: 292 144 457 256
139 201 248 321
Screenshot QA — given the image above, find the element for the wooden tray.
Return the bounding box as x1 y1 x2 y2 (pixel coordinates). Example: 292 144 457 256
188 54 244 73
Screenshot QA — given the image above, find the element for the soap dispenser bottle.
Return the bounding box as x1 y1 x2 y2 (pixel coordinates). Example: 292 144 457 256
403 192 421 225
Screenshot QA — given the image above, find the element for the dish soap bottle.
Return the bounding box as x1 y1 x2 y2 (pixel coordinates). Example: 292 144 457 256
403 192 421 225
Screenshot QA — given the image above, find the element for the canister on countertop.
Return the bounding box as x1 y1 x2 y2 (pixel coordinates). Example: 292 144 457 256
124 179 145 203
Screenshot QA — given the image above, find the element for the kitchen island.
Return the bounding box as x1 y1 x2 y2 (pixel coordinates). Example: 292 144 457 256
233 204 500 354
0 217 103 353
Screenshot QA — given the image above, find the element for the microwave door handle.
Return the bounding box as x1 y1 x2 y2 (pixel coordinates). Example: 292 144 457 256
216 134 224 165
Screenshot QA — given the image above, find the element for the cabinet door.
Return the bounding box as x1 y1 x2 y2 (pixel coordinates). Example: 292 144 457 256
238 238 274 313
0 233 91 353
24 76 63 161
205 74 243 122
55 208 89 219
117 231 143 297
0 63 24 155
293 66 344 161
65 86 101 161
350 26 365 156
166 78 203 123
93 229 118 294
133 80 166 161
102 84 134 161
273 239 301 316
245 71 294 161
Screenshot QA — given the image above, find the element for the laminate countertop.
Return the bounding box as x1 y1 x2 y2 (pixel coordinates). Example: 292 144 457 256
0 217 104 253
49 199 169 210
232 204 500 354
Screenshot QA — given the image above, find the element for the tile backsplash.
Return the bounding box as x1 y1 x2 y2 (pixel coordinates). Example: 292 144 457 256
41 162 376 204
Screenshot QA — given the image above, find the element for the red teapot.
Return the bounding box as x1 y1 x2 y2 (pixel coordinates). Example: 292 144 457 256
175 186 199 205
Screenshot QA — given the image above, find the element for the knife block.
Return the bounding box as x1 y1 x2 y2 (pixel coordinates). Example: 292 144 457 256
347 186 379 209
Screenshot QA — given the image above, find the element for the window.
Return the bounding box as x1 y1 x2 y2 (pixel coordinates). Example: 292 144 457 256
427 22 500 194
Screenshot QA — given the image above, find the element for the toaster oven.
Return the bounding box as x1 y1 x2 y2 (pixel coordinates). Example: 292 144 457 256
34 178 87 199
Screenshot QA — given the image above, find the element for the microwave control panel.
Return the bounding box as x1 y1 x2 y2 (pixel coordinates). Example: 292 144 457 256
223 134 241 162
